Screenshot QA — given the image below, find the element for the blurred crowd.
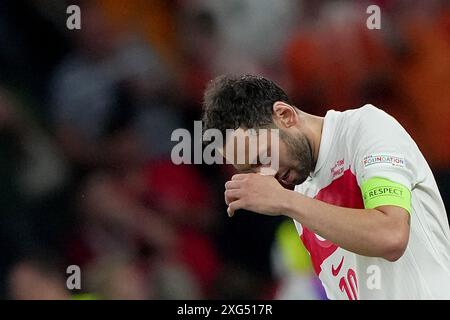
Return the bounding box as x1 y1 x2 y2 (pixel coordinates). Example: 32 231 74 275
0 0 449 299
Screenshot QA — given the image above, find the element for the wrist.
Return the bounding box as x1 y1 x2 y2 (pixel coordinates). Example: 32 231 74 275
277 188 299 217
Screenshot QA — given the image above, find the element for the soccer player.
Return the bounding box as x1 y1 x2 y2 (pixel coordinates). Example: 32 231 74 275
201 75 450 299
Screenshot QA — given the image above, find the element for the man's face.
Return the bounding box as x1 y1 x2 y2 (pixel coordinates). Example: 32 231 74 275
222 127 313 188
276 129 313 187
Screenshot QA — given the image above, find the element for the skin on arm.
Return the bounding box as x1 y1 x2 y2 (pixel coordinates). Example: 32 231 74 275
225 173 410 262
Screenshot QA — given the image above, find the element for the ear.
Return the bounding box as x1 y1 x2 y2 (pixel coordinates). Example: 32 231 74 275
273 101 298 128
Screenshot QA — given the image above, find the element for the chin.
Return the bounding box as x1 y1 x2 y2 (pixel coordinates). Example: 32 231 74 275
292 175 308 186
277 179 295 190
282 182 296 190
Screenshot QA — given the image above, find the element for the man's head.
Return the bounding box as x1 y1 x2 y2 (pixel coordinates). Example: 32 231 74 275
202 75 314 187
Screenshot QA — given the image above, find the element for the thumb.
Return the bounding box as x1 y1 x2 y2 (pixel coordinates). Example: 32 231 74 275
227 199 243 217
227 206 234 217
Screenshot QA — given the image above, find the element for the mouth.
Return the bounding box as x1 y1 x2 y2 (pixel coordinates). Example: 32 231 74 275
280 169 291 184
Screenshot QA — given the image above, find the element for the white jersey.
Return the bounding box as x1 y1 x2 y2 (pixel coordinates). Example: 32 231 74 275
294 105 450 299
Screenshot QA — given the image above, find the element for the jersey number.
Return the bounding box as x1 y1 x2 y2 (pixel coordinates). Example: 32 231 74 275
339 269 358 300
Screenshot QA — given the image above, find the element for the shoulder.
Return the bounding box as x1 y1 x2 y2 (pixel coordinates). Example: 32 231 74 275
340 104 406 142
342 104 393 126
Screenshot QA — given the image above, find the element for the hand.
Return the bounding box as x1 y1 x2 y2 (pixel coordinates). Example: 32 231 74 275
224 173 288 217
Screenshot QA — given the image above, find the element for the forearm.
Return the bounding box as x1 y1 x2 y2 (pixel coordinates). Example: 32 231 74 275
280 189 407 260
224 173 409 260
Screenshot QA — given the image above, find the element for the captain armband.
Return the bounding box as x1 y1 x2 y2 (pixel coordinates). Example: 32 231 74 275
361 177 412 214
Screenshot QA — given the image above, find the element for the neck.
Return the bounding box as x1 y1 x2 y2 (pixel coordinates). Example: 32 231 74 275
301 112 324 170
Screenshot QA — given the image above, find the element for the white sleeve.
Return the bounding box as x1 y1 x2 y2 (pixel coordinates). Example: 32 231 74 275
352 105 416 190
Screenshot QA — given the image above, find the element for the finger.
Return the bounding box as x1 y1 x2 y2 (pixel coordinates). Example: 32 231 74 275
225 180 242 190
224 189 241 205
231 174 249 181
227 199 244 217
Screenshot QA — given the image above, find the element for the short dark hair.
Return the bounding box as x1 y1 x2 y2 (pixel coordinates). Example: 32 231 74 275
202 75 292 135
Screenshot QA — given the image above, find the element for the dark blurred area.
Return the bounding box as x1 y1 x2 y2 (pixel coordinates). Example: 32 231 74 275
0 0 449 299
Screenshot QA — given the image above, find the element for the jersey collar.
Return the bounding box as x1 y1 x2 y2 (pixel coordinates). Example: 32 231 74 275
311 110 340 177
